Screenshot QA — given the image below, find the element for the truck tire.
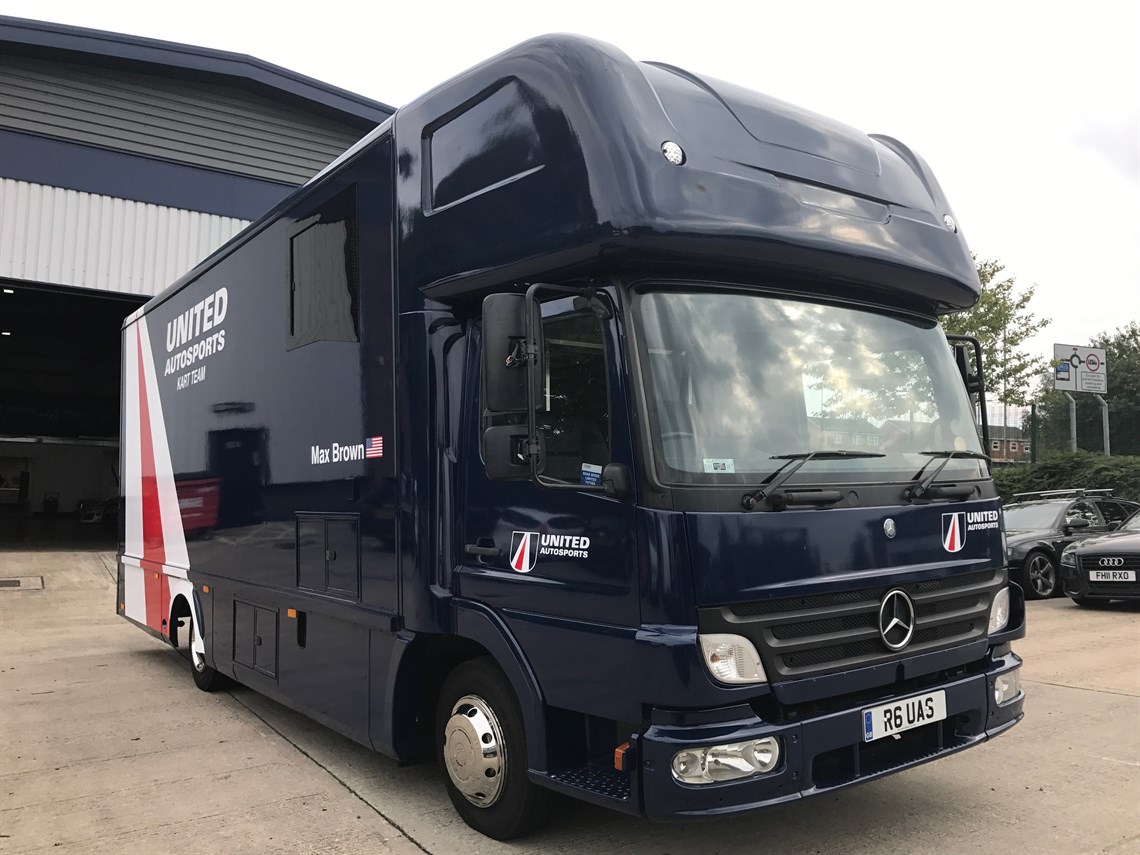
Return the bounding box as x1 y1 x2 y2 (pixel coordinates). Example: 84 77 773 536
1020 550 1058 600
188 620 233 692
436 657 550 839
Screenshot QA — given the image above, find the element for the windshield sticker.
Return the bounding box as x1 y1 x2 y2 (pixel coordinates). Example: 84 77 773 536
703 458 736 474
581 463 603 486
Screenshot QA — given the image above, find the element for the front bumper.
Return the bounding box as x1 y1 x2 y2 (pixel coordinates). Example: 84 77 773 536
636 648 1023 819
1061 564 1140 600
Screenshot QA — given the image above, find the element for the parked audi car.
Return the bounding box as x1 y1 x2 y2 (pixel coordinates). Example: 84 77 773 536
1003 490 1139 600
1060 510 1140 606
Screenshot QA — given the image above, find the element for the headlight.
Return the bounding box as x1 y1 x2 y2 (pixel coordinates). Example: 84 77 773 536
1060 545 1078 567
988 587 1010 634
698 634 767 685
994 669 1021 705
672 736 781 784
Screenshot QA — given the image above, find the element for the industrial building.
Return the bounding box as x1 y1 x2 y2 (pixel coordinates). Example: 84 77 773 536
0 16 392 537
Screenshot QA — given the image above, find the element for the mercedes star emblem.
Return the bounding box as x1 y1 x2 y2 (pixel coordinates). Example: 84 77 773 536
878 589 915 651
883 518 897 539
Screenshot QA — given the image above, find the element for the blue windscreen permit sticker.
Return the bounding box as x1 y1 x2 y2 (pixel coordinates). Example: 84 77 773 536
581 463 603 486
703 458 736 474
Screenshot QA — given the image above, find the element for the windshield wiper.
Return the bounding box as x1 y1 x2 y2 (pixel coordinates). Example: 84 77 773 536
904 450 991 500
741 450 886 511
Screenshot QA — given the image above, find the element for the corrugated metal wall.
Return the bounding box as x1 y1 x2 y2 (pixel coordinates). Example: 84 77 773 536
0 179 248 296
0 54 368 184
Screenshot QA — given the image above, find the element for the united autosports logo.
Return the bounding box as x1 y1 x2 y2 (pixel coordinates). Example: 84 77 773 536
941 510 1000 553
510 531 539 573
509 531 591 572
942 512 966 553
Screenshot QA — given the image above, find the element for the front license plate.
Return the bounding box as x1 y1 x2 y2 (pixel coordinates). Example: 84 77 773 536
863 690 947 742
1090 569 1136 582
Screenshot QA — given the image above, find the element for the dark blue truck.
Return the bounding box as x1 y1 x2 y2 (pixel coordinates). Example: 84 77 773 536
117 35 1024 839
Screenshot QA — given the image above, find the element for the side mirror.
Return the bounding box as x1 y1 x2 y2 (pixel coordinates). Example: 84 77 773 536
946 334 990 454
952 343 984 398
483 425 541 481
1064 518 1091 532
601 463 631 500
482 294 528 413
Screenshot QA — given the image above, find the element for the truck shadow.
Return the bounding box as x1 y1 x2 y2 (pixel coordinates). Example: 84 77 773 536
132 643 989 853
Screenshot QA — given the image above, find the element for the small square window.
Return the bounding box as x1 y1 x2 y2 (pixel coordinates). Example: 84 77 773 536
289 185 359 350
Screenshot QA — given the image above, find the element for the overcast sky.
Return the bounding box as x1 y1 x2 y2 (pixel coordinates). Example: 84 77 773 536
5 0 1138 372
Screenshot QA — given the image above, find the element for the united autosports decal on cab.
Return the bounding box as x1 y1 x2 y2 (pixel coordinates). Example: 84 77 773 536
941 510 1000 553
509 531 591 572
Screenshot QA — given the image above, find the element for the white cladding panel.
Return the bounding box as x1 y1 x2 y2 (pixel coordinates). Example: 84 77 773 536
0 178 248 296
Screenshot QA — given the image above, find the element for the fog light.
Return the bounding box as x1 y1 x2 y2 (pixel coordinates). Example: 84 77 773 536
988 587 1010 634
698 634 767 685
671 737 781 784
994 669 1021 705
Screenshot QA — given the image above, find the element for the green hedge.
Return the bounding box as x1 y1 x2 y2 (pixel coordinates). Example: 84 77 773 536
993 452 1140 504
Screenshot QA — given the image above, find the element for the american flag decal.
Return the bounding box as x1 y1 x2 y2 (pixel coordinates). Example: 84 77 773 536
365 435 384 459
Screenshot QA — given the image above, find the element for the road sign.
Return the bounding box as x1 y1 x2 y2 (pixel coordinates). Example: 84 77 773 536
1053 343 1108 394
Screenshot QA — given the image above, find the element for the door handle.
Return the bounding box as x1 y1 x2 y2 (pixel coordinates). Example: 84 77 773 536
464 543 501 558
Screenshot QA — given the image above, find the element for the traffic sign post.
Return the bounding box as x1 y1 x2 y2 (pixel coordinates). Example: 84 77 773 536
1053 343 1111 455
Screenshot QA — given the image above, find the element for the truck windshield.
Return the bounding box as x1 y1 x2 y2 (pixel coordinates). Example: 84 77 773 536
636 288 987 486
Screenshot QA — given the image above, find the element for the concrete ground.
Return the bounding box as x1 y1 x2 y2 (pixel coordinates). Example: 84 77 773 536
2 551 1138 854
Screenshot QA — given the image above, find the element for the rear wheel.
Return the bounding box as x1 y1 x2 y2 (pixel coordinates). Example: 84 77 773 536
186 619 232 692
436 657 550 839
1021 550 1058 600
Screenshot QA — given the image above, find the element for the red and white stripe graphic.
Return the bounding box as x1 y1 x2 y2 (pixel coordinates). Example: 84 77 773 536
942 512 965 554
121 317 190 637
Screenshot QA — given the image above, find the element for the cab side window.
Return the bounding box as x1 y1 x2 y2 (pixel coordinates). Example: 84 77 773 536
537 312 611 484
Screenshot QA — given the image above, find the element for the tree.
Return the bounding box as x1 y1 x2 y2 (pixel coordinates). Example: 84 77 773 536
941 256 1048 407
1032 322 1140 456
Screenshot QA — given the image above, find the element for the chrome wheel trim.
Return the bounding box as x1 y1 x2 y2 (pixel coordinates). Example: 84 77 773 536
193 649 207 673
1027 553 1056 597
443 694 506 807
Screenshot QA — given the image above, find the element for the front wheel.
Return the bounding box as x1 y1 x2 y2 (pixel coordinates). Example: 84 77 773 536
436 658 550 839
1021 550 1059 600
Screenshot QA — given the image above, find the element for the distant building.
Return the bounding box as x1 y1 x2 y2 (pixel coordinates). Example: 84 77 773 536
988 426 1031 462
807 417 884 449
